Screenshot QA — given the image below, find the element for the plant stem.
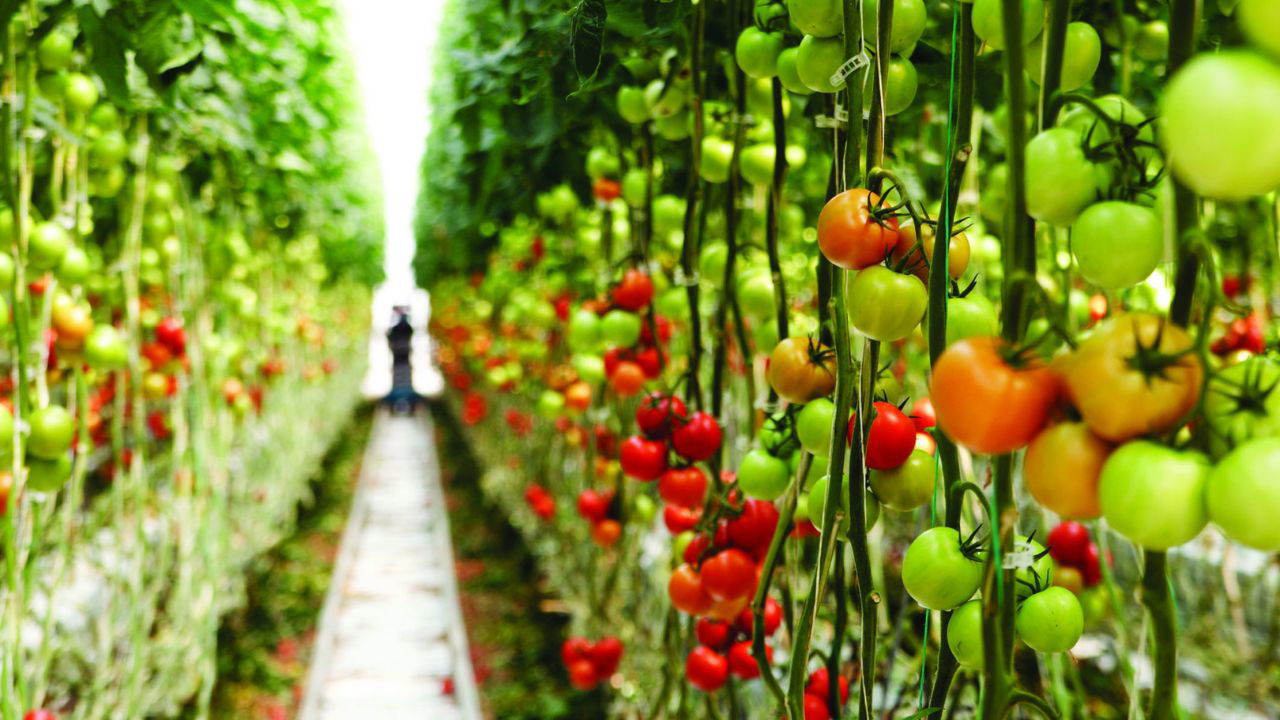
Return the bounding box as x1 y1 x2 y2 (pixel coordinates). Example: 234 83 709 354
681 0 706 409
1036 0 1071 131
765 77 789 349
751 454 806 708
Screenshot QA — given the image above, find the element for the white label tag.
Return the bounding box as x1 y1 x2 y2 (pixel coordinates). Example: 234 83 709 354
829 53 871 88
673 268 700 287
1001 540 1036 570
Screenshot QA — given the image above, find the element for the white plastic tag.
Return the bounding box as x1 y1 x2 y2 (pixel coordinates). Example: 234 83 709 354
829 53 871 88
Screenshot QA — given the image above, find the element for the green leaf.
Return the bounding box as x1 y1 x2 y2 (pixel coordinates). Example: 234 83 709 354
900 709 945 720
77 6 129 105
570 0 606 84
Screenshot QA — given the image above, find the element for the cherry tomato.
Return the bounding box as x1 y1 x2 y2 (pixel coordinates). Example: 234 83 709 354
669 563 715 615
1015 587 1084 653
700 548 757 602
736 448 790 501
767 337 837 404
685 646 729 692
659 466 707 508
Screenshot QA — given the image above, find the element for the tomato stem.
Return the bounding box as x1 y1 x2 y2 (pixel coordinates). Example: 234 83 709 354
680 0 707 411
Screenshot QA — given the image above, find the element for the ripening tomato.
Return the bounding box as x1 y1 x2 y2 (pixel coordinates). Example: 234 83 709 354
902 527 983 610
891 223 971 281
673 411 722 461
564 381 592 412
1024 423 1110 519
591 519 622 546
669 563 715 615
700 548 757 602
736 448 790 501
1053 565 1085 595
1060 313 1202 442
817 189 899 270
947 600 985 669
1206 437 1280 551
686 646 729 692
930 337 1059 455
592 177 621 202
767 337 836 404
848 266 927 343
660 466 707 508
609 361 646 396
1016 587 1084 653
1099 441 1209 550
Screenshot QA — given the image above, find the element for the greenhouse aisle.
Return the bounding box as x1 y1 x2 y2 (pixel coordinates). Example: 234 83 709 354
298 409 481 720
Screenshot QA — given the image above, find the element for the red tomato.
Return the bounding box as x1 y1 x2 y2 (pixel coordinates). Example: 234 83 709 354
910 397 936 431
727 640 770 679
610 361 647 396
561 636 592 666
700 549 757 602
634 346 663 378
589 636 624 676
154 316 186 355
805 666 850 704
636 392 689 439
612 269 654 311
619 436 667 480
726 499 779 552
1080 542 1105 586
669 563 715 614
659 466 707 508
593 177 622 202
1047 521 1091 568
685 646 729 692
664 504 702 534
803 693 831 720
590 519 622 546
673 411 722 461
817 188 899 270
568 658 598 689
735 596 782 636
682 532 711 564
847 401 916 470
695 618 732 649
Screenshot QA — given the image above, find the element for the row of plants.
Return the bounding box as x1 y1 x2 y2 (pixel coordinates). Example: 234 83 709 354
0 1 378 717
422 0 1280 717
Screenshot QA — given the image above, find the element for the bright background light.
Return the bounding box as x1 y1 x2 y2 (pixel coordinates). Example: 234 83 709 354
337 0 447 397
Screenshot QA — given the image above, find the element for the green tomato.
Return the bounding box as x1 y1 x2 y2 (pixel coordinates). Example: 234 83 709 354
972 0 1043 50
633 493 658 523
84 325 128 369
621 167 648 206
645 78 688 118
1025 22 1100 91
57 245 92 285
736 27 783 79
1241 0 1280 60
38 32 74 71
701 137 734 183
566 309 602 353
26 454 72 493
1025 127 1098 226
806 473 880 536
537 390 566 418
1058 94 1151 152
617 85 651 124
655 287 689 321
902 527 983 610
1207 437 1280 551
751 316 780 352
947 600 985 669
1011 535 1054 599
63 72 98 113
29 221 71 270
1134 20 1168 62
699 242 728 287
849 266 927 342
861 0 927 54
1161 51 1280 200
776 48 813 95
572 353 606 384
1204 357 1280 458
1070 201 1161 289
28 405 75 460
864 56 917 116
760 412 794 456
653 194 687 236
737 266 776 319
869 449 935 512
931 293 998 348
739 143 776 186
586 146 620 179
738 448 792 500
787 0 843 38
654 111 691 141
1099 441 1209 550
600 309 642 347
0 404 12 449
0 252 14 287
795 35 846 94
1015 587 1083 653
796 398 837 456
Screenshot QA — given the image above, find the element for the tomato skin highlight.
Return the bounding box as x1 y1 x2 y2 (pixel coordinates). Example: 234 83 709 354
1024 422 1110 520
817 189 899 270
930 337 1059 455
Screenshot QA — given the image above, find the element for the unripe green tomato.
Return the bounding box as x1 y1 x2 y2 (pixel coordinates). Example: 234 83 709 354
699 243 728 287
621 167 648 206
776 48 813 95
654 111 690 141
586 146 620 179
84 325 128 369
864 56 917 116
652 194 686 236
89 103 119 131
617 85 650 124
806 473 880 536
28 405 75 460
57 245 92 285
26 454 72 492
735 27 783 79
1015 587 1084 653
736 266 775 318
868 449 935 512
972 0 1043 50
796 398 837 455
948 600 985 669
751 320 779 356
787 0 843 38
29 221 71 270
63 72 98 113
599 309 642 347
701 137 733 184
737 447 791 500
567 309 602 353
1025 22 1100 92
739 143 775 186
572 353 606 384
38 72 65 100
795 35 846 93
645 78 688 118
633 493 658 523
0 252 14 287
861 0 927 54
1134 20 1168 62
91 130 129 166
37 32 74 71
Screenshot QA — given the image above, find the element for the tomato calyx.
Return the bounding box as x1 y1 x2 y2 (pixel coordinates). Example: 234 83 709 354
1121 316 1198 385
760 409 801 457
1210 359 1280 418
958 524 988 563
1012 530 1055 596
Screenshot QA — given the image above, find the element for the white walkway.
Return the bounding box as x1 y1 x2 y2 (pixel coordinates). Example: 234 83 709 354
299 409 480 720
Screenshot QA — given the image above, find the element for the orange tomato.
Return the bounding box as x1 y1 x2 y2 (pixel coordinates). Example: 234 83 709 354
930 337 1059 455
766 337 836 404
591 519 623 546
610 361 646 396
1023 422 1111 519
564 381 592 412
890 223 971 281
817 188 899 270
704 594 750 622
668 563 714 615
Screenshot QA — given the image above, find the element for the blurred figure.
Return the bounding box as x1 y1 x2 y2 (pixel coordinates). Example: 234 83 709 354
385 306 419 414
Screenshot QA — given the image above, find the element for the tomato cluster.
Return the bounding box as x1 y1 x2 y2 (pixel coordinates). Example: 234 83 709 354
562 636 625 690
